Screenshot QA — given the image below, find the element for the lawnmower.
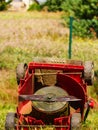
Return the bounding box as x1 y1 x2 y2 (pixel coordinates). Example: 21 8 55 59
5 58 94 130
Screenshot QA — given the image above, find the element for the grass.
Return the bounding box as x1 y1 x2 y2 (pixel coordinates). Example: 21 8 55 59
0 11 98 130
82 109 98 130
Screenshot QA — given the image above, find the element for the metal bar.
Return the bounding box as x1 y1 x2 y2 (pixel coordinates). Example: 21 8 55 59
19 95 81 102
15 124 69 128
84 106 90 122
68 17 74 59
29 62 84 71
34 72 82 76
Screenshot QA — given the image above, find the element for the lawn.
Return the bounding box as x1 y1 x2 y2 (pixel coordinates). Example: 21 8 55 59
0 11 98 130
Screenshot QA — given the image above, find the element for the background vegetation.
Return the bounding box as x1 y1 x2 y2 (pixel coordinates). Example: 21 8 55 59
0 0 11 11
28 0 98 38
0 11 98 130
1 0 98 38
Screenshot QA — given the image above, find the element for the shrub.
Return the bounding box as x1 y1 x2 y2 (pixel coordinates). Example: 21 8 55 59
0 1 7 10
61 0 81 15
0 0 12 11
28 2 42 11
72 18 98 38
42 0 64 12
62 0 98 38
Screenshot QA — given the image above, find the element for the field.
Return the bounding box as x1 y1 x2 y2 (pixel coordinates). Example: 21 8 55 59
0 11 98 130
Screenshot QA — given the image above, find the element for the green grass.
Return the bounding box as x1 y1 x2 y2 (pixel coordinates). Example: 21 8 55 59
0 11 98 130
0 103 16 130
82 109 98 130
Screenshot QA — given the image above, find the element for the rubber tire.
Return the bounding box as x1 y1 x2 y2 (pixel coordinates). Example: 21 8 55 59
84 61 94 85
5 112 16 130
71 113 81 130
16 63 28 85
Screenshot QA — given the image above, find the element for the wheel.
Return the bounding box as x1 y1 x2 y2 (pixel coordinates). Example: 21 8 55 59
16 63 28 85
84 61 94 85
5 112 16 130
71 113 81 130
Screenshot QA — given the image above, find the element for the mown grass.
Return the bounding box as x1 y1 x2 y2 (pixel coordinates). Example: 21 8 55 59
0 11 98 130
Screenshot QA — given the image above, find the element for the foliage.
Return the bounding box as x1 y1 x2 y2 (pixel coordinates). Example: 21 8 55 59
28 2 43 11
62 0 98 38
61 0 81 16
42 0 64 12
29 0 98 38
74 0 98 19
0 0 11 11
0 1 7 11
72 18 98 38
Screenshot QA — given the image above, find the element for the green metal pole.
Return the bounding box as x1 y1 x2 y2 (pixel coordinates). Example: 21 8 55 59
68 17 73 59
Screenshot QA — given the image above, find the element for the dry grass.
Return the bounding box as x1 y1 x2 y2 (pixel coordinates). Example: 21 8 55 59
0 11 98 69
0 11 69 59
0 70 17 103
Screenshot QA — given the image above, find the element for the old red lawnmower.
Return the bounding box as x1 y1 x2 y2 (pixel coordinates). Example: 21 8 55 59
5 58 94 130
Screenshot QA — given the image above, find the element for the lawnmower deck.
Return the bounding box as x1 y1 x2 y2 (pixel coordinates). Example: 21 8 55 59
5 59 94 130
